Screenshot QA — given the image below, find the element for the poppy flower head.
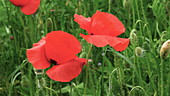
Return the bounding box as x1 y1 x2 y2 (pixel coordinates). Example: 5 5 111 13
45 31 82 64
26 37 50 69
10 0 29 7
10 0 40 15
46 58 86 82
90 11 125 36
26 31 86 82
74 10 130 52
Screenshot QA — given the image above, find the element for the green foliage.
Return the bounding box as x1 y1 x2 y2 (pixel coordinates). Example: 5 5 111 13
0 0 170 96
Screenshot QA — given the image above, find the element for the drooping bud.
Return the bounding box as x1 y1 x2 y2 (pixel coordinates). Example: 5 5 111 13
142 42 150 51
130 29 138 45
135 47 144 56
21 75 30 87
160 40 170 59
24 27 30 32
79 52 86 58
46 18 53 29
37 78 46 88
123 0 130 8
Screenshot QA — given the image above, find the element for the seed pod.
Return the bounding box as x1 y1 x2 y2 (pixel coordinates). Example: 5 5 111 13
160 40 170 59
135 47 144 56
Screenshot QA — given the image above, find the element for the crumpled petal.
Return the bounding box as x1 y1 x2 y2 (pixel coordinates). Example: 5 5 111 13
45 31 82 64
112 38 130 52
33 37 46 47
21 0 40 15
90 11 125 37
74 14 91 34
46 58 86 82
26 37 50 69
10 0 30 7
80 33 121 47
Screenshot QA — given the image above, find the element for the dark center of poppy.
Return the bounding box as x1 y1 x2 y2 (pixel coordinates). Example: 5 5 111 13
90 33 94 35
50 59 58 65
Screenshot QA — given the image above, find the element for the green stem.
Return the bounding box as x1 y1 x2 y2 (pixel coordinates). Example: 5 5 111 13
108 0 111 12
84 44 93 96
160 59 164 96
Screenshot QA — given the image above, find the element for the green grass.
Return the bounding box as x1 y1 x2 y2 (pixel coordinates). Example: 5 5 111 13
0 0 170 96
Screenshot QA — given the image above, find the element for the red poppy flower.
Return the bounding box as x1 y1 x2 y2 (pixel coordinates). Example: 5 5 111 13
26 31 86 82
10 0 40 15
74 11 130 51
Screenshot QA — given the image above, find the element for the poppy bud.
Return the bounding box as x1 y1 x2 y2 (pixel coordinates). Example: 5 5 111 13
24 27 30 32
37 78 46 88
79 52 86 58
21 75 30 87
123 0 130 8
135 47 144 56
47 18 53 29
10 36 14 40
160 40 170 59
130 29 138 45
37 19 44 30
142 42 150 51
102 52 105 56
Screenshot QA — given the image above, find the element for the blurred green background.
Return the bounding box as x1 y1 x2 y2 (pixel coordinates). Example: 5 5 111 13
0 0 170 96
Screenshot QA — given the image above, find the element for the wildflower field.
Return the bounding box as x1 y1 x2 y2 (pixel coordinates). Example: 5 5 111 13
0 0 170 96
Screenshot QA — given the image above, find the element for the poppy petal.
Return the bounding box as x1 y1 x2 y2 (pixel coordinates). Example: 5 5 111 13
33 37 46 47
112 38 130 52
45 31 81 64
74 14 91 34
26 37 50 69
21 0 40 15
80 33 121 47
10 0 30 7
91 10 125 37
46 58 86 82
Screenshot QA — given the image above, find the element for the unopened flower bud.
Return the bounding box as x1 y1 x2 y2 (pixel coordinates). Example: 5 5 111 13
21 76 29 87
123 0 130 8
79 52 86 58
135 47 144 56
130 29 138 45
10 36 14 40
142 42 150 51
24 27 30 32
160 40 170 59
47 18 53 29
37 78 46 88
